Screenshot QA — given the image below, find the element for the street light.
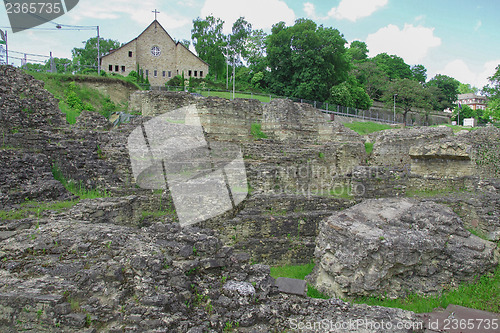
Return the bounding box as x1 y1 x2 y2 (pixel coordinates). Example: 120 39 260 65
393 94 398 123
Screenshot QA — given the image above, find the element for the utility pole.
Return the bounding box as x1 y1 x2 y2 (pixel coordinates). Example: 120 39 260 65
232 58 235 100
97 26 100 75
226 45 229 90
393 94 398 123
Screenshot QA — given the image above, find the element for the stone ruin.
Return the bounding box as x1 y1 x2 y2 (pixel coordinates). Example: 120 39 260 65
307 198 498 299
0 65 499 332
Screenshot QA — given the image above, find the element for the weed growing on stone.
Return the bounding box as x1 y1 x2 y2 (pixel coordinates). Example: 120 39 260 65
223 321 240 332
251 122 268 139
364 142 374 154
51 163 110 199
466 227 489 240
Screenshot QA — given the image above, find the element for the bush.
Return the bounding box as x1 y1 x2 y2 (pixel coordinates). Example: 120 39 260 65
167 75 183 87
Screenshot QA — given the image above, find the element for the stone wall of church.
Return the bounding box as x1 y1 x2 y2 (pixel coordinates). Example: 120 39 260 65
136 23 178 86
176 44 209 80
101 21 209 87
102 39 137 77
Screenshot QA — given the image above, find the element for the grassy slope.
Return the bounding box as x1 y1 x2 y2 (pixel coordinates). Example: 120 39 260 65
270 262 500 313
26 71 129 124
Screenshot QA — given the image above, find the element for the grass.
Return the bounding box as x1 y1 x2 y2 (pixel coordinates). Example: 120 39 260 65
51 163 110 199
406 186 467 198
355 266 500 313
343 121 393 135
270 260 500 313
0 199 78 220
250 122 268 139
140 208 176 220
200 90 272 103
325 185 353 199
431 124 477 133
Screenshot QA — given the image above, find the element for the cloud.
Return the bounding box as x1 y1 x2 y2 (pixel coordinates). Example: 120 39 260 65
328 0 388 22
68 0 190 29
366 23 441 64
303 2 319 19
474 20 482 31
436 59 500 88
201 0 295 33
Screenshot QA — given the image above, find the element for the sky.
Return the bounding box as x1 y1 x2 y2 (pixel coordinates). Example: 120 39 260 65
1 0 499 89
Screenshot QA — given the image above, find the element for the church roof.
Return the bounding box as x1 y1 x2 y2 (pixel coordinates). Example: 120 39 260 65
101 20 209 67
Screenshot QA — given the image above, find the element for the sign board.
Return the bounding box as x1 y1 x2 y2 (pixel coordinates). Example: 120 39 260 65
463 118 477 127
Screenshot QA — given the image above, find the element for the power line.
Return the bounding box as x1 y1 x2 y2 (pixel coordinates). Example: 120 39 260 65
8 49 50 58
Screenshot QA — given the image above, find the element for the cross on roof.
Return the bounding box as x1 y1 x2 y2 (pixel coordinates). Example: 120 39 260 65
152 9 160 20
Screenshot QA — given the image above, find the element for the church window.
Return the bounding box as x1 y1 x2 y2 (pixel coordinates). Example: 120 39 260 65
194 71 198 77
200 71 203 78
115 65 119 72
154 70 158 77
145 70 149 76
151 46 161 57
188 70 192 77
168 71 172 78
128 51 133 57
121 66 125 72
108 65 113 71
162 71 166 77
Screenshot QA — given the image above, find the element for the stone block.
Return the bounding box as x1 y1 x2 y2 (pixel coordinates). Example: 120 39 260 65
275 277 307 296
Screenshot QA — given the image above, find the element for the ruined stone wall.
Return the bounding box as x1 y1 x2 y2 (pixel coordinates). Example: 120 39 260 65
370 126 453 168
129 91 364 144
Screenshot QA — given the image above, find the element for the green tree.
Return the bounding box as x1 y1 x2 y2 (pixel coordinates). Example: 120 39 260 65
229 17 252 66
351 60 388 100
483 64 500 99
72 37 121 71
482 64 500 122
382 78 432 126
329 77 372 110
426 85 448 111
245 29 267 72
483 99 500 122
372 53 412 80
411 64 427 84
458 82 478 94
452 104 476 125
426 74 460 110
266 18 349 101
346 41 368 62
191 16 227 80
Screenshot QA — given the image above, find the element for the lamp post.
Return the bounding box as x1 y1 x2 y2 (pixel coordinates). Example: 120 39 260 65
393 94 398 123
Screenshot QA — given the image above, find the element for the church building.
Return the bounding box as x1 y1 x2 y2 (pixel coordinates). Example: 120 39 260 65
101 19 209 87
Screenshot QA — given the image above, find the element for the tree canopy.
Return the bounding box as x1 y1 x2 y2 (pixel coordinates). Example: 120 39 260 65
372 53 412 80
72 37 120 70
382 78 432 126
266 18 349 101
426 74 460 110
483 64 500 121
191 16 227 79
